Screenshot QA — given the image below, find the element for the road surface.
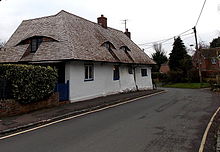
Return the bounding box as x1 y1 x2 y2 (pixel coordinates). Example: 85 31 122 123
0 88 219 152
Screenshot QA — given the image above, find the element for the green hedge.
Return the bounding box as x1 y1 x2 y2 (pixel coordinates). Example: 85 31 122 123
0 64 58 104
152 72 168 82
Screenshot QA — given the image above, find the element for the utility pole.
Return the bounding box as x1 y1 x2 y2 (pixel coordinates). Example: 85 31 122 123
193 26 202 83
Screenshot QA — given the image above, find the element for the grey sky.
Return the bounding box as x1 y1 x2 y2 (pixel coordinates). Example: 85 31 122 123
0 0 220 56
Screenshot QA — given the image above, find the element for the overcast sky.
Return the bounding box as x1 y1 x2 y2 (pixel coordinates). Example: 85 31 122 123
0 0 220 56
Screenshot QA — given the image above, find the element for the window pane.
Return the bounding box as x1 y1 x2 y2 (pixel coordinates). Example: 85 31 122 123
128 66 133 74
31 39 37 52
84 64 94 81
31 37 42 53
89 66 93 79
37 38 43 48
141 69 147 77
85 66 88 79
113 65 120 80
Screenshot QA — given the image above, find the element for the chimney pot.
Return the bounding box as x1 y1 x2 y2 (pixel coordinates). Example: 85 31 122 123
97 15 107 28
124 28 131 39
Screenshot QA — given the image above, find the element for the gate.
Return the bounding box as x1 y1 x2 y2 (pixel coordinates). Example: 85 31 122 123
55 80 69 101
0 79 11 99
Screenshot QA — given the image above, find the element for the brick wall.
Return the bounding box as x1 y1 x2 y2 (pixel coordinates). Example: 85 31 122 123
0 93 69 117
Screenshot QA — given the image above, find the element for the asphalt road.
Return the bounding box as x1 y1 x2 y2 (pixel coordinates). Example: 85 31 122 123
0 88 219 152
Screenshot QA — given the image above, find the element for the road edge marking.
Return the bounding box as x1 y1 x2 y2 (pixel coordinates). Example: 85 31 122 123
198 106 220 152
0 90 166 140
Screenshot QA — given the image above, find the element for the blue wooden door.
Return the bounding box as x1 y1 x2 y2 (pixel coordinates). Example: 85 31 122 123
55 81 69 101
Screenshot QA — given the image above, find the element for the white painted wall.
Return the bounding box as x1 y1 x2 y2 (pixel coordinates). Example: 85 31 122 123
135 66 153 90
65 61 153 102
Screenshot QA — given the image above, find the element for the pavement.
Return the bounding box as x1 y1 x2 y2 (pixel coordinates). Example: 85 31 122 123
0 89 163 135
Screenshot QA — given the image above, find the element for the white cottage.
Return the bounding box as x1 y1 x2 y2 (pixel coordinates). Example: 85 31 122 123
0 10 155 102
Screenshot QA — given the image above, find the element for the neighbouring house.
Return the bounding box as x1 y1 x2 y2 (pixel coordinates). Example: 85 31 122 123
192 48 220 78
0 10 155 103
159 62 170 74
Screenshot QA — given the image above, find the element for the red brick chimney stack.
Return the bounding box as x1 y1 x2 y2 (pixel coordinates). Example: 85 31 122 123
124 28 131 39
97 15 107 29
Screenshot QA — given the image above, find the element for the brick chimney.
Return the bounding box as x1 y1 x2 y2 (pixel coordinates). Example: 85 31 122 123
124 28 131 39
97 15 107 28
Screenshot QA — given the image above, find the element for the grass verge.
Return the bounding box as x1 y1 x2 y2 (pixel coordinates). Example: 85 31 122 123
162 83 210 89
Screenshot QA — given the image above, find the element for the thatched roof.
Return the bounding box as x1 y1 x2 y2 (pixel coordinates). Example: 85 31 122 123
0 10 155 64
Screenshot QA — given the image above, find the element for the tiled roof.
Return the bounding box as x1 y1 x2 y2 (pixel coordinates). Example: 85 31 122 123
0 10 155 64
200 48 220 58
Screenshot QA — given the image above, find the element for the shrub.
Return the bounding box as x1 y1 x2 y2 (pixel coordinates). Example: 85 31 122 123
187 70 200 83
151 72 168 82
167 70 186 83
0 64 57 104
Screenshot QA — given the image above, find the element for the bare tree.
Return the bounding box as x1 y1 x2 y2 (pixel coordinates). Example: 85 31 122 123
0 41 6 49
153 43 163 53
199 41 209 49
151 43 168 72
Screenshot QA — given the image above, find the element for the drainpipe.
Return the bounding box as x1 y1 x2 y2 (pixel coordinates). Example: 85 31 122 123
133 66 139 91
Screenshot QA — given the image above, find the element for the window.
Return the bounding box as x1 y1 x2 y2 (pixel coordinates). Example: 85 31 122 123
113 65 120 80
120 46 131 51
103 42 111 50
102 41 116 51
84 64 94 81
141 69 148 77
102 41 120 61
211 58 217 64
128 66 133 74
31 37 43 53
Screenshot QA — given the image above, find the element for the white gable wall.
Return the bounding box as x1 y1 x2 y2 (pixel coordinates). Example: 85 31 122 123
135 66 153 90
65 61 153 103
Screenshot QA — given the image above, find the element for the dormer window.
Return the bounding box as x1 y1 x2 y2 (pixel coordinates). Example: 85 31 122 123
31 37 43 53
102 41 119 61
17 36 58 54
120 46 131 52
102 41 116 51
103 42 110 50
120 45 134 62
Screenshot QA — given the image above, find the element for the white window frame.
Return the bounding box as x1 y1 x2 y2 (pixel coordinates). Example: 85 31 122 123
211 58 217 64
84 64 94 81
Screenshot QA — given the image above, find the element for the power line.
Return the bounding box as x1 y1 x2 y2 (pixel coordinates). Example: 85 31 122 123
180 32 194 37
140 0 207 50
195 0 207 26
138 28 193 46
142 32 194 50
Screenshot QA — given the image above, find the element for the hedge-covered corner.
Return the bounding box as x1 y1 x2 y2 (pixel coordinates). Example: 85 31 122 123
0 64 58 104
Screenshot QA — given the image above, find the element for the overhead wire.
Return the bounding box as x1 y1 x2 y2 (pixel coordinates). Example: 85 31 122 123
138 28 193 46
195 0 207 26
140 0 207 50
141 30 194 50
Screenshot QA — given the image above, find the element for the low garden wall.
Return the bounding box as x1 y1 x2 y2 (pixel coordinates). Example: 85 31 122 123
0 93 68 117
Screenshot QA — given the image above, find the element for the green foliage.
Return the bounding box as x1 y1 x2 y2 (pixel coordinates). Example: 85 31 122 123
167 70 185 83
168 37 193 83
169 37 188 71
0 64 58 104
152 72 168 82
151 43 168 72
163 83 210 89
179 54 193 75
187 69 200 83
210 37 220 48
